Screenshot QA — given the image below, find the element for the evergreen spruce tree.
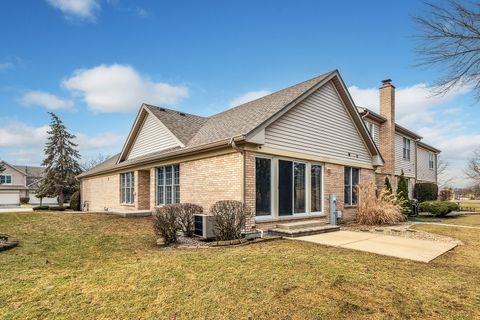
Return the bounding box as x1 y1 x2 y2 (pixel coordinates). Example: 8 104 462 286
36 112 82 207
396 170 411 215
0 161 5 174
384 176 393 194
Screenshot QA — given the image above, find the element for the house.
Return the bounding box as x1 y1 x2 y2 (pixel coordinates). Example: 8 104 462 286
0 161 58 206
78 70 440 230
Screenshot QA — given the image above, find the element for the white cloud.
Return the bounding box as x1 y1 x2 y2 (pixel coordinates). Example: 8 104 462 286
62 64 189 112
75 132 121 150
20 91 74 110
228 90 271 108
0 56 23 72
0 62 14 71
0 121 49 148
46 0 100 20
349 83 470 128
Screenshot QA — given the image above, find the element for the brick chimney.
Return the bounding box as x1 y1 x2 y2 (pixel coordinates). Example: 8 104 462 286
379 79 395 176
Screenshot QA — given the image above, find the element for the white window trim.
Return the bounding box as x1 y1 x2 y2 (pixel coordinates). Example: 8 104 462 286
344 167 360 207
276 158 308 217
428 153 435 170
155 164 180 206
120 172 134 205
403 137 411 162
254 156 274 221
0 174 12 185
310 162 325 215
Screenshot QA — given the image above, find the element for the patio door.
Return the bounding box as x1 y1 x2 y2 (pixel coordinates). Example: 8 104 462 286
278 160 306 216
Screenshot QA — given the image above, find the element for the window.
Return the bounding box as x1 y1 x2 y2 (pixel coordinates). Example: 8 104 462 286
156 164 180 205
403 137 411 161
120 172 134 204
255 157 272 217
366 122 375 137
0 175 12 184
344 167 359 206
278 160 306 215
311 165 323 213
429 153 434 170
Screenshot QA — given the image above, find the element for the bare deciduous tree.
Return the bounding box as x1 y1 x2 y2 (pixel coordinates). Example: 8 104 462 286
437 156 453 188
414 1 480 97
81 153 110 171
465 146 480 183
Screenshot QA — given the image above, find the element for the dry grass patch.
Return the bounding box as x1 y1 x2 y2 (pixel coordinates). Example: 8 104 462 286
0 212 479 319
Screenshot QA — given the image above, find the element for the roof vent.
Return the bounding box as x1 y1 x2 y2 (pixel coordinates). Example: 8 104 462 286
159 108 166 112
179 112 186 116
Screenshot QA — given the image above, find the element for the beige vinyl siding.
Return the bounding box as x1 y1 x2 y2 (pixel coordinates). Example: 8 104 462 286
1 165 26 186
364 120 380 147
126 113 180 160
417 147 436 182
264 81 372 166
394 133 416 178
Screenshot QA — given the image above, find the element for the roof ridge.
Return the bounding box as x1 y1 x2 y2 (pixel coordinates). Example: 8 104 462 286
144 104 208 119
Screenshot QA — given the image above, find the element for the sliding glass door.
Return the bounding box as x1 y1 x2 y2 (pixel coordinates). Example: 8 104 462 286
278 160 306 216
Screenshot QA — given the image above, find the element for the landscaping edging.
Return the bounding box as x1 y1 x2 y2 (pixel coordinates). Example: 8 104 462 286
0 234 19 251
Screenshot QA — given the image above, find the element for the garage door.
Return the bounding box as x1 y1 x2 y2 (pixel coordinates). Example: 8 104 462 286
29 194 58 205
0 191 20 205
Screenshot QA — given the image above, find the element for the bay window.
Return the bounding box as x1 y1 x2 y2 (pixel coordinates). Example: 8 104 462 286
156 164 180 205
344 167 359 206
120 172 134 204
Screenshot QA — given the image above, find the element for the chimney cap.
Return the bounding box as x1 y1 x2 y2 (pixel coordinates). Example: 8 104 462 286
382 79 392 84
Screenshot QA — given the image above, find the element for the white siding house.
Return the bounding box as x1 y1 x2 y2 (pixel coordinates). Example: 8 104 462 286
394 133 416 178
417 147 436 183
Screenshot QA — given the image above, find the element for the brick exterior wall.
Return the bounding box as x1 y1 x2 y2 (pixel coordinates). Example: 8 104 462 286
135 170 150 210
180 152 243 213
81 174 131 212
244 151 256 230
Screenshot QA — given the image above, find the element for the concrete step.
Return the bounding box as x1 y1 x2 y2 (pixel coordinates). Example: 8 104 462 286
268 225 340 238
275 220 328 230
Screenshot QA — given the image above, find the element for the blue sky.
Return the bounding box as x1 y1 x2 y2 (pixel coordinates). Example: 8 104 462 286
0 0 479 187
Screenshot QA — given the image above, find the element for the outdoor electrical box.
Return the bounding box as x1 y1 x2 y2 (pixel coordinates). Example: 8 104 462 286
329 193 337 225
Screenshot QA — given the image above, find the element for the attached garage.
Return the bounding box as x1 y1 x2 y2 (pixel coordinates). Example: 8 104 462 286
0 191 20 206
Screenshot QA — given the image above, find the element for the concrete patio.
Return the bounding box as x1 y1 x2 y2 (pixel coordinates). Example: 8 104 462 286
291 231 458 263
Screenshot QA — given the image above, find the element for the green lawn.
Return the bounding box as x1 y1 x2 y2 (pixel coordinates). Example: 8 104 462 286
1 212 479 319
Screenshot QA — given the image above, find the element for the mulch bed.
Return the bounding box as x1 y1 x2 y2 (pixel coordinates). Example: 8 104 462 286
0 234 19 251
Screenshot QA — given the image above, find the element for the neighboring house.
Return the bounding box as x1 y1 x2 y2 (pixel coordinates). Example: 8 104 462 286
0 161 58 206
357 79 440 198
78 70 439 229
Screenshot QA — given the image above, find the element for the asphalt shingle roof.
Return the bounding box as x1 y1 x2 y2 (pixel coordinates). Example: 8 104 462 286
79 71 335 178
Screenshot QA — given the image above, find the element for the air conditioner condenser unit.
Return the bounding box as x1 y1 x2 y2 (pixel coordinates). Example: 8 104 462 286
194 214 216 239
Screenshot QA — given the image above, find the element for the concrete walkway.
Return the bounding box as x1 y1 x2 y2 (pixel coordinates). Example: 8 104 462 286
291 231 458 263
0 207 33 213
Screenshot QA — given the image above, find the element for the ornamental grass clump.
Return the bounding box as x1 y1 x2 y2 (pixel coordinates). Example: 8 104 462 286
356 182 406 225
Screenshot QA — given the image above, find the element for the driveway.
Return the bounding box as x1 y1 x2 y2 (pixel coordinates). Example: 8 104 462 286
291 231 458 263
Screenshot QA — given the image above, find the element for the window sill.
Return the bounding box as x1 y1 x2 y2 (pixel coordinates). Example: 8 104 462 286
255 213 326 223
344 205 357 209
120 203 135 207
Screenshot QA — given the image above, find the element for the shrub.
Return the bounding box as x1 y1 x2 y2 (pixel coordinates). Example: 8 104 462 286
357 182 406 225
439 189 452 201
20 197 30 205
384 177 393 194
70 191 81 211
152 205 180 244
396 170 411 215
33 206 50 211
413 183 439 202
420 201 459 217
49 206 66 211
210 200 252 241
177 203 203 237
